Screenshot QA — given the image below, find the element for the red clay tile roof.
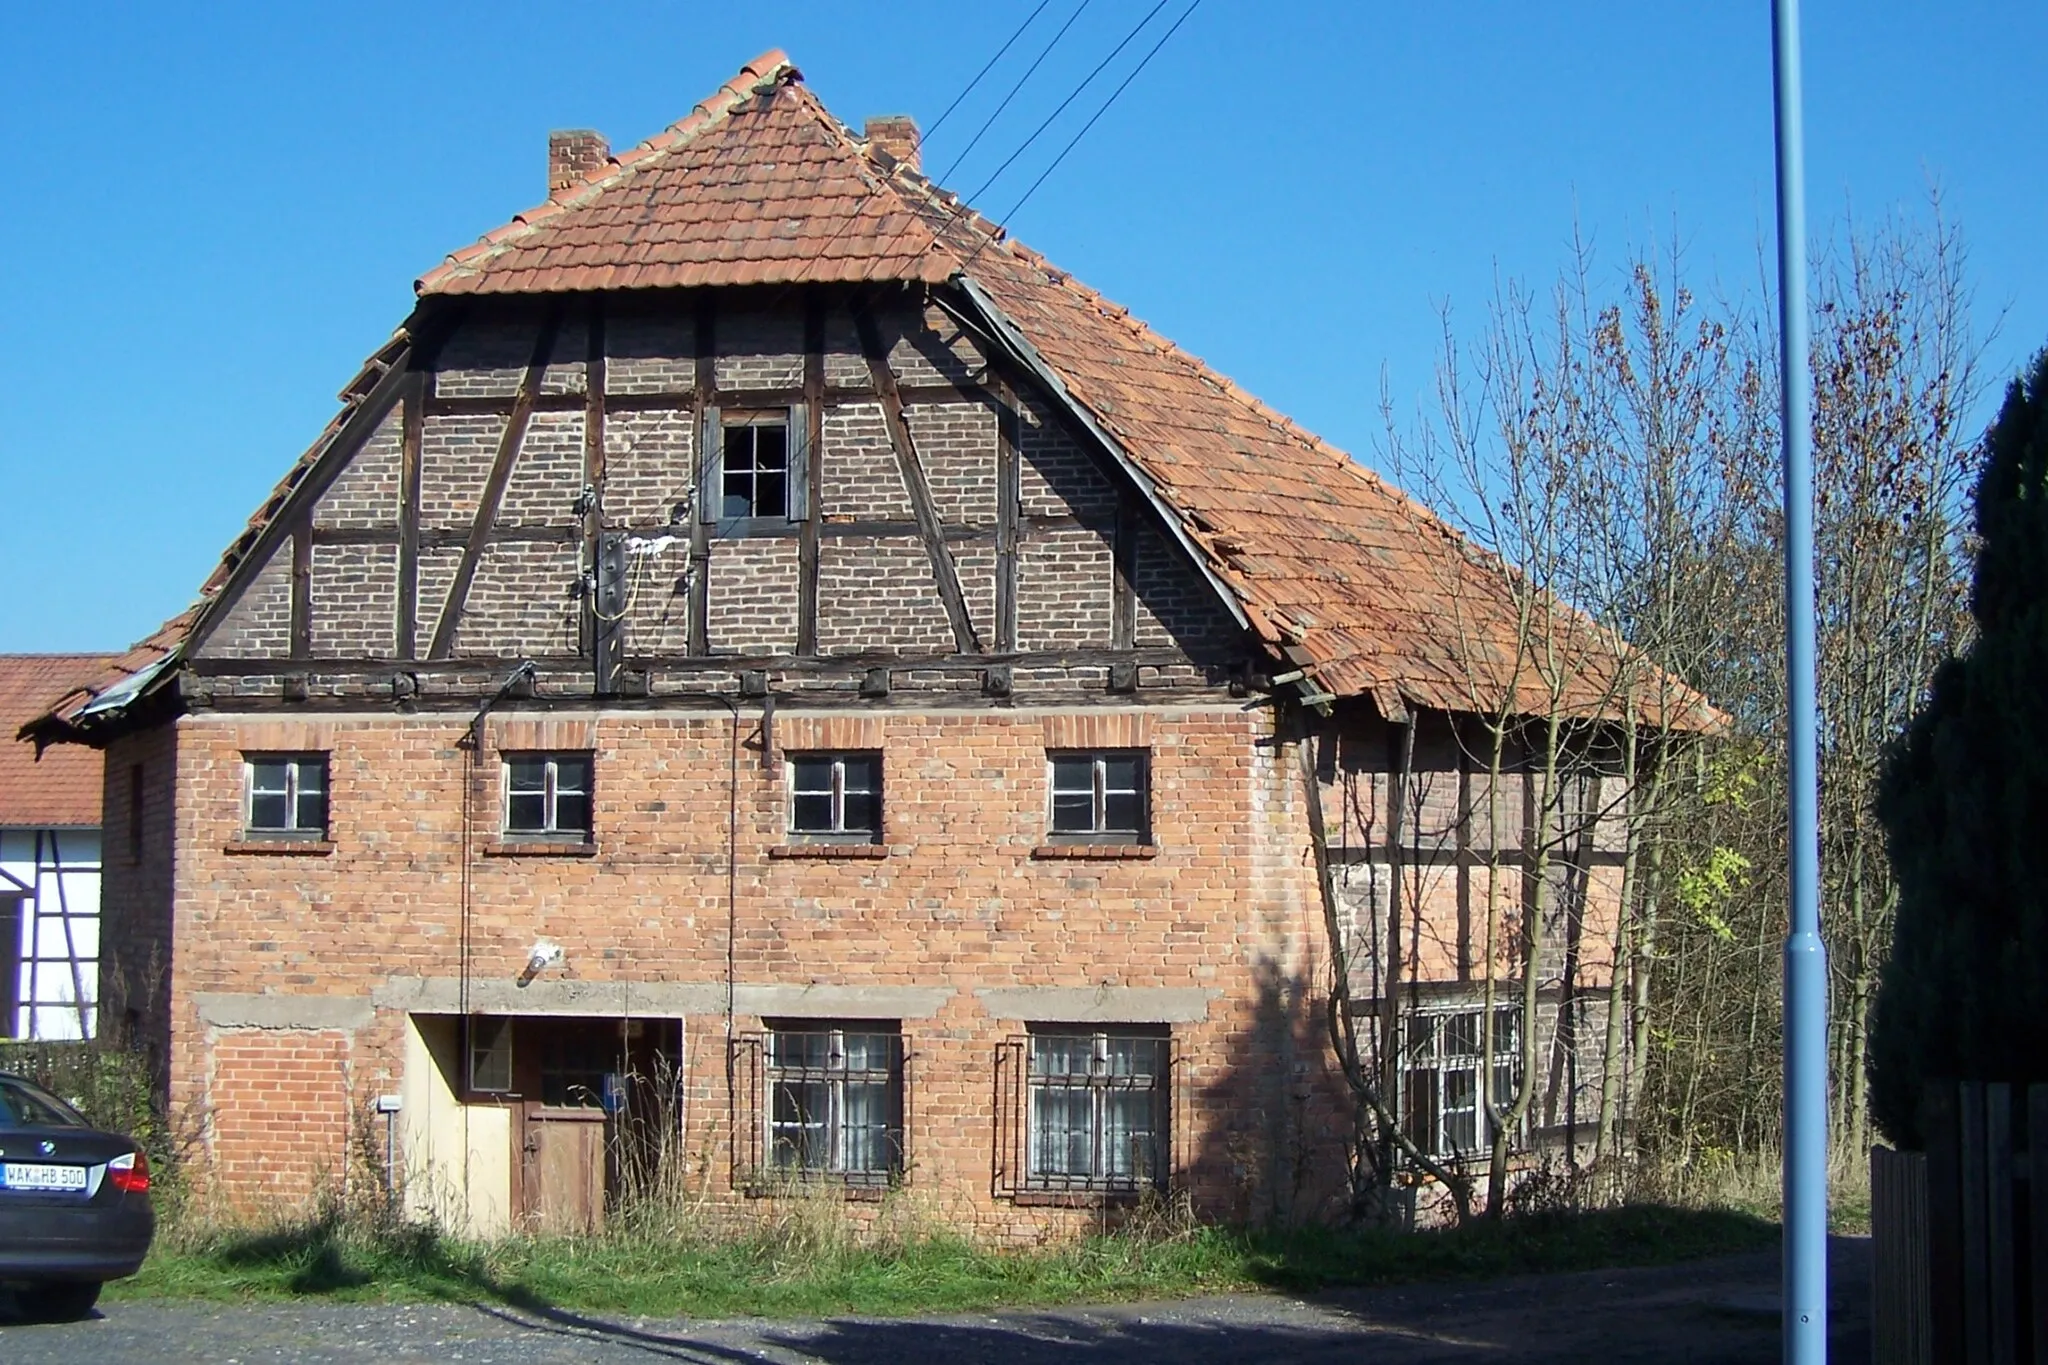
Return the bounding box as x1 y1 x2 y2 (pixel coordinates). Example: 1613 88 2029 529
909 196 1698 722
0 656 112 825
417 52 958 296
34 49 1714 736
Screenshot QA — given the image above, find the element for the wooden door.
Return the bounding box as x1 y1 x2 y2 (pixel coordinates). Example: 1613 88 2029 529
519 1104 606 1234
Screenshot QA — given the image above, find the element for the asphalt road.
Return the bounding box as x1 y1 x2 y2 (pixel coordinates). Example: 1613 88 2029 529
0 1239 1870 1364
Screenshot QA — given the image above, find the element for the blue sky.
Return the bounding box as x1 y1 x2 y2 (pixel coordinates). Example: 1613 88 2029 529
1 2 2040 652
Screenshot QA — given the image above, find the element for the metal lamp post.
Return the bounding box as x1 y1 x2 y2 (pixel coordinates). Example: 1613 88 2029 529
1772 0 1830 1359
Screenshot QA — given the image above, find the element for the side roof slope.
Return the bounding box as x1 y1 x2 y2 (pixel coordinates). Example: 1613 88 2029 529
32 50 1712 737
0 656 112 824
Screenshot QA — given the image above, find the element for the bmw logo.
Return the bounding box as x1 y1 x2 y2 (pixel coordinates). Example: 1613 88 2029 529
39 1140 54 1155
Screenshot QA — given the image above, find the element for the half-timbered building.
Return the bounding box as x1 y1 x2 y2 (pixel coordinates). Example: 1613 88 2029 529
26 53 1703 1233
1 655 111 1041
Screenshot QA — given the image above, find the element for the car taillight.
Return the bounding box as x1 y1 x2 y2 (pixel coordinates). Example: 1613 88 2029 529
107 1150 149 1194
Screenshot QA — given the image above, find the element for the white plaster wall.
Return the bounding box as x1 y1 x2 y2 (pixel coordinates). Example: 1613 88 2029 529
0 827 101 1039
400 1014 512 1237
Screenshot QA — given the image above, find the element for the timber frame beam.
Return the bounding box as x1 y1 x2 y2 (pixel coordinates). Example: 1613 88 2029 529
183 327 420 658
854 306 981 655
426 308 562 660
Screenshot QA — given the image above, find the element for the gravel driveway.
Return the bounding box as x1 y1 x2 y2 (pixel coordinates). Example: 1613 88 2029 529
0 1238 1869 1364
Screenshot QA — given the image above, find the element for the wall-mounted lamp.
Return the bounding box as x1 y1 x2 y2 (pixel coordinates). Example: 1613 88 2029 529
517 938 565 987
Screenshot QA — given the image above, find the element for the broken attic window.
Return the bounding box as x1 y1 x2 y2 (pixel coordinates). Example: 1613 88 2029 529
722 418 790 519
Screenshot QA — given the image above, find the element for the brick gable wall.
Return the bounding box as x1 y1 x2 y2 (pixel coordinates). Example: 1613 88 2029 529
188 293 1245 692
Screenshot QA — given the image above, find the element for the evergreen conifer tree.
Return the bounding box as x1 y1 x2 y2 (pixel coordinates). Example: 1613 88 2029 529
1871 347 2048 1147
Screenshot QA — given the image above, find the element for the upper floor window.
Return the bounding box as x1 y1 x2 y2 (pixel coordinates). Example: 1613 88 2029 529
1048 750 1148 842
504 752 592 842
245 754 328 838
722 415 789 519
788 753 881 841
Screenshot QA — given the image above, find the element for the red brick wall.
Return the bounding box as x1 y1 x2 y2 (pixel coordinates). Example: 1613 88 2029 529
137 702 1365 1228
207 1029 354 1204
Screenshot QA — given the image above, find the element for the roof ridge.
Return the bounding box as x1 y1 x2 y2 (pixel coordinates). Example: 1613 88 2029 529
785 84 969 280
415 49 799 295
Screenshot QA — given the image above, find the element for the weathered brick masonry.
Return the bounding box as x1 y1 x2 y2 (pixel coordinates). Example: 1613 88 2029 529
110 706 1361 1232
52 52 1658 1236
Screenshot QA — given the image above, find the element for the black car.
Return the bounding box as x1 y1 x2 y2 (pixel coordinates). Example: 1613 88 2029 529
0 1072 155 1321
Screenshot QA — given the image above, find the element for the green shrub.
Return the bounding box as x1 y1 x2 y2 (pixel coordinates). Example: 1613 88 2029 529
1872 345 2048 1148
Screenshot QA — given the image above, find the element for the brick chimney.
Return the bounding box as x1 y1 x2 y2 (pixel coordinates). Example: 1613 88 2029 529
864 116 920 174
549 129 610 195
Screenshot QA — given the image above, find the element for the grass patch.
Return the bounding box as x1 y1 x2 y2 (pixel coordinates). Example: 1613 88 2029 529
107 1203 1776 1320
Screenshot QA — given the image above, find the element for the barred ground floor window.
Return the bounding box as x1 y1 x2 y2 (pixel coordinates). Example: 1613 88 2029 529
1399 1002 1523 1160
1021 1027 1170 1194
734 1022 906 1189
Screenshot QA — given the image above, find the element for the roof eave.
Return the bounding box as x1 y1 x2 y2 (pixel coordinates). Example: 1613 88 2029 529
947 274 1257 643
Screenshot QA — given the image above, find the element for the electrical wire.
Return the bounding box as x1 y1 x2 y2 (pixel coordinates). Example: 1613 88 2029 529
955 0 1170 209
856 0 1181 289
929 0 1093 190
924 0 1057 145
773 0 1059 300
956 0 1204 278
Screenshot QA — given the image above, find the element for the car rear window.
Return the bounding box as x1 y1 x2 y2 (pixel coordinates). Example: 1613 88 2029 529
0 1077 88 1128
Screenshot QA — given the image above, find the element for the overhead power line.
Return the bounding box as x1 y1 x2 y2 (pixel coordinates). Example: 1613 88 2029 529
778 0 1059 296
923 0 1057 142
961 0 1206 275
958 0 1174 207
998 0 1203 224
861 0 1186 287
932 0 1094 188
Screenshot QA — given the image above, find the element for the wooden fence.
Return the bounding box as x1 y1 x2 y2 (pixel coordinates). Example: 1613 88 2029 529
1872 1143 1931 1365
1874 1081 2048 1364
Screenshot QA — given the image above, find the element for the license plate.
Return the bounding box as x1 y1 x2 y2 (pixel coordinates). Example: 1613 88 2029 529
2 1162 87 1191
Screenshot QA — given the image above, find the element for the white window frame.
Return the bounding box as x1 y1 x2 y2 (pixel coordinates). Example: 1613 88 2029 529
503 752 593 841
1046 750 1149 843
243 753 329 838
764 1024 904 1184
787 752 882 841
1024 1028 1169 1193
1399 1002 1524 1161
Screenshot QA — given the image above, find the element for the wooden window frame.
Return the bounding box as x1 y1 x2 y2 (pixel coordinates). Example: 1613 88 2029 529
1046 749 1150 845
786 751 882 843
1013 1026 1171 1197
731 1023 908 1192
699 407 811 530
467 1015 515 1095
242 752 330 840
1398 1001 1524 1161
502 751 594 843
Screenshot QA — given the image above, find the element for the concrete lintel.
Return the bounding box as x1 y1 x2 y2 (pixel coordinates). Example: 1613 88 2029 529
372 978 955 1020
973 986 1220 1024
195 992 375 1032
373 977 724 1017
733 985 955 1020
